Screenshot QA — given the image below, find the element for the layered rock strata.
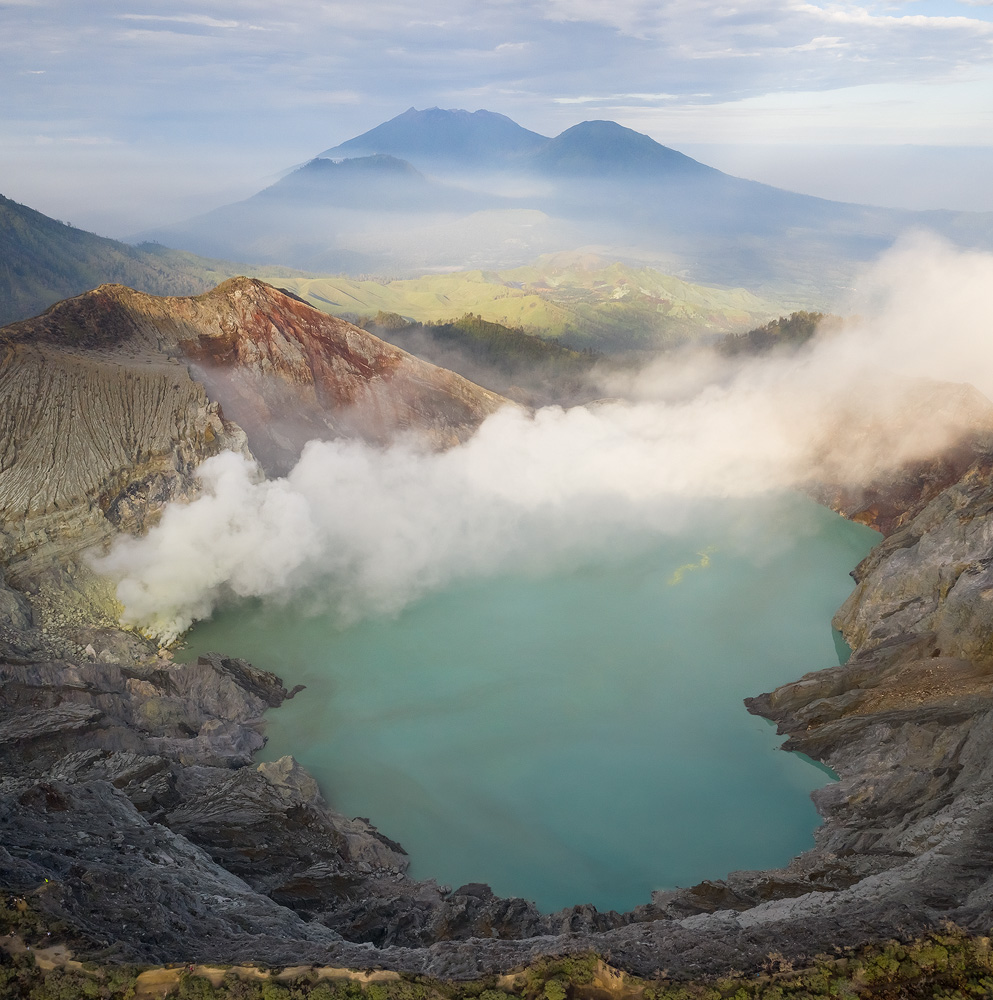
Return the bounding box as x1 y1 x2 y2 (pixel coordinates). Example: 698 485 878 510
0 280 508 638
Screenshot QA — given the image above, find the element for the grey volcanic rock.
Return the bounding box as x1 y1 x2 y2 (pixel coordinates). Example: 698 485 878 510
0 650 428 966
0 778 342 964
0 337 243 583
834 457 993 662
0 644 579 973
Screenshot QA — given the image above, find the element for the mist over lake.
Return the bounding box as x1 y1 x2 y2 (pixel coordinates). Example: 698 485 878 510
181 492 877 912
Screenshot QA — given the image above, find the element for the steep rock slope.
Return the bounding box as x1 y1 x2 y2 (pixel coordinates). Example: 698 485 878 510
157 277 510 473
0 329 246 602
0 279 509 631
0 649 417 966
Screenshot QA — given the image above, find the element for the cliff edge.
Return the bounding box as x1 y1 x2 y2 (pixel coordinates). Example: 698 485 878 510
0 279 509 642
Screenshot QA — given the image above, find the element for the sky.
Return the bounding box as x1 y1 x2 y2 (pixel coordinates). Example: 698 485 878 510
2 0 993 235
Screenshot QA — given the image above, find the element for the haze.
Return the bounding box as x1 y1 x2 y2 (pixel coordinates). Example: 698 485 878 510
3 0 993 235
95 237 993 639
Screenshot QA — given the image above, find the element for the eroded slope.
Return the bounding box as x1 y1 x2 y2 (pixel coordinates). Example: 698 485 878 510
0 279 510 628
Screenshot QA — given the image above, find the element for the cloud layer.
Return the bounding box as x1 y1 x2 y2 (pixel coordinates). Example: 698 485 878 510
93 237 993 640
2 0 993 230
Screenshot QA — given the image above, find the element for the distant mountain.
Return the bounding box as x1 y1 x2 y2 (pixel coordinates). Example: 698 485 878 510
133 108 993 300
526 120 717 179
318 106 547 167
321 110 719 182
137 153 508 269
256 154 494 212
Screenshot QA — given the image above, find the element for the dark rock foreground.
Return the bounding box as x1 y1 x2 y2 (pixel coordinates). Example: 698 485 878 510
4 281 993 978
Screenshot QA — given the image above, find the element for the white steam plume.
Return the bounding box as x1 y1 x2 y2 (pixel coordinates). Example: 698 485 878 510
93 235 993 640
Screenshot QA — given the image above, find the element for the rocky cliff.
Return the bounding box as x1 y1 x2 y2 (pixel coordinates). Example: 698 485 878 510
0 279 508 644
5 281 993 980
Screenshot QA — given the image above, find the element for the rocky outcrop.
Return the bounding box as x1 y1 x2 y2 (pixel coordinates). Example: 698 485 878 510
0 332 245 596
803 379 993 536
0 645 566 969
0 280 510 642
5 279 510 479
0 648 401 963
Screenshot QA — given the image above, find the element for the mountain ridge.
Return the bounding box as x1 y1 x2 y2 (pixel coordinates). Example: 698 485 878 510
0 193 239 327
319 106 549 166
138 107 993 296
0 192 325 328
319 108 719 181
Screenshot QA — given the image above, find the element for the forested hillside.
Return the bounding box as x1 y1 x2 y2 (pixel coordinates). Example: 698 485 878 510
0 195 284 326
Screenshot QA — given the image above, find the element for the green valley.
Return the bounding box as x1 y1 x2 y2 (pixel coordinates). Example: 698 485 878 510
1 194 783 354
276 253 783 353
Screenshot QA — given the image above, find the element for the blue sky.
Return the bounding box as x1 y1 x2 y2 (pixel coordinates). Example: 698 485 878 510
2 0 992 233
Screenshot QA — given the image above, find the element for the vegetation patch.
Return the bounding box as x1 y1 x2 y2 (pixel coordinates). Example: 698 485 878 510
5 899 993 1000
276 257 784 354
716 312 834 356
359 311 601 404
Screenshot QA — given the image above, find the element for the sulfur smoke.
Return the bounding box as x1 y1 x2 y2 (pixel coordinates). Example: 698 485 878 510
93 236 993 640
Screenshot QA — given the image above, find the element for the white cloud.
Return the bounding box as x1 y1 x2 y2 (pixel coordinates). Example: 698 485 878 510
117 13 242 29
795 3 993 32
554 92 681 103
788 34 848 49
93 238 993 641
598 68 993 145
3 0 993 227
30 133 121 145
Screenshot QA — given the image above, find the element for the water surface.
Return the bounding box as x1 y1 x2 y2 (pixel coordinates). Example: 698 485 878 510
181 493 877 912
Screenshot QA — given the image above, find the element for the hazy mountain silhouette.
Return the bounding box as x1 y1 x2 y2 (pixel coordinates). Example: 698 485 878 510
526 120 717 179
257 154 496 212
137 151 514 270
318 106 547 167
136 108 993 299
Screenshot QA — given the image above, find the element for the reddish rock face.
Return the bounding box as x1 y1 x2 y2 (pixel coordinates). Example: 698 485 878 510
811 444 989 538
0 278 511 589
802 380 993 537
168 279 511 473
9 277 511 477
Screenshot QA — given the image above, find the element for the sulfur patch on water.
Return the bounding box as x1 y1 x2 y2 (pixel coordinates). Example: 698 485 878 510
180 492 878 913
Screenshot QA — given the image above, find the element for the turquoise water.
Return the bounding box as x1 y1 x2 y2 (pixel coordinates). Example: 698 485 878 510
180 493 878 913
